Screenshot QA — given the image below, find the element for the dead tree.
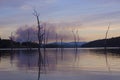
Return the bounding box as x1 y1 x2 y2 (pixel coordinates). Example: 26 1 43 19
27 29 31 50
55 33 58 64
9 32 14 50
104 23 111 72
43 25 49 71
56 33 58 50
72 29 80 51
33 9 44 80
72 30 77 50
104 24 110 50
43 27 46 65
9 32 14 66
60 38 64 60
45 29 49 66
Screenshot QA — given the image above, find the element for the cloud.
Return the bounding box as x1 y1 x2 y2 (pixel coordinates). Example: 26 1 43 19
0 0 57 8
89 0 120 4
0 0 28 8
81 10 120 26
20 5 32 10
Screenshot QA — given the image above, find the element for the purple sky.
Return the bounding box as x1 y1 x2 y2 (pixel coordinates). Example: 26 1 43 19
0 0 120 42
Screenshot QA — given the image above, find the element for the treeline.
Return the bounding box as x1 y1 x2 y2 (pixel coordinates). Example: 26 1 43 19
0 38 39 48
82 36 120 47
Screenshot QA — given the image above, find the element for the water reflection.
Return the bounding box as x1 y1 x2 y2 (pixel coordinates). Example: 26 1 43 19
89 49 120 58
0 48 120 73
89 49 120 71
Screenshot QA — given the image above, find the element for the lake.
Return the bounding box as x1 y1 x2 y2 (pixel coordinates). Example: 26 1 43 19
0 48 120 80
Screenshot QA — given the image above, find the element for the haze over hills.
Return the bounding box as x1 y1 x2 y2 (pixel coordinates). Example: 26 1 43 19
1 36 120 48
82 36 120 48
44 42 86 48
0 38 86 48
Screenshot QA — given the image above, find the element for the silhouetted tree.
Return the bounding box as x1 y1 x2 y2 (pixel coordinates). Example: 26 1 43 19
55 33 58 64
72 29 80 51
60 38 64 60
104 23 111 72
33 9 44 80
9 32 14 50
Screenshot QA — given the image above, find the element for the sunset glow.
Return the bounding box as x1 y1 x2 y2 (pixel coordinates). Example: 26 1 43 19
0 0 120 42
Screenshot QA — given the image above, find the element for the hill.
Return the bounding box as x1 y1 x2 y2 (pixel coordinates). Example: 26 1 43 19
0 38 85 48
0 39 39 48
81 36 120 47
44 42 85 48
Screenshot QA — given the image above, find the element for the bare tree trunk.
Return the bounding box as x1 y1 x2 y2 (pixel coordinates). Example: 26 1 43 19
61 38 64 60
10 32 14 50
72 30 80 63
72 31 76 49
43 28 46 63
55 33 58 64
104 23 110 72
72 28 81 67
27 30 31 50
104 24 110 50
43 27 47 72
33 9 44 80
45 29 49 66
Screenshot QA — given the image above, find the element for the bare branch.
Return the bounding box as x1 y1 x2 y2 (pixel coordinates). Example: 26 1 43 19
33 9 40 17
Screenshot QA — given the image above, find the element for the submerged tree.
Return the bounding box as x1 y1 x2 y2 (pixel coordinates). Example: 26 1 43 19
33 9 44 80
43 25 49 71
26 29 32 50
72 30 80 63
9 32 14 50
72 29 80 52
55 33 58 64
104 23 111 72
60 37 64 60
104 24 110 50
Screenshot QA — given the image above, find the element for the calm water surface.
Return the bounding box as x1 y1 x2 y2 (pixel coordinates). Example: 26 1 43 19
0 48 120 80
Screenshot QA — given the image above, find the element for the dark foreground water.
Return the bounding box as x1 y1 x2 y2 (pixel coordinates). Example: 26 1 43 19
0 48 120 80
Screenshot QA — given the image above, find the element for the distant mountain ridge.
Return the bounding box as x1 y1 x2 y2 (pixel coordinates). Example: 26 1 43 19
0 38 86 48
44 42 86 48
82 36 120 47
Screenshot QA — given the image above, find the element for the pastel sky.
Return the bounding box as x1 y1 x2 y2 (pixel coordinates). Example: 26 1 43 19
0 0 120 42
